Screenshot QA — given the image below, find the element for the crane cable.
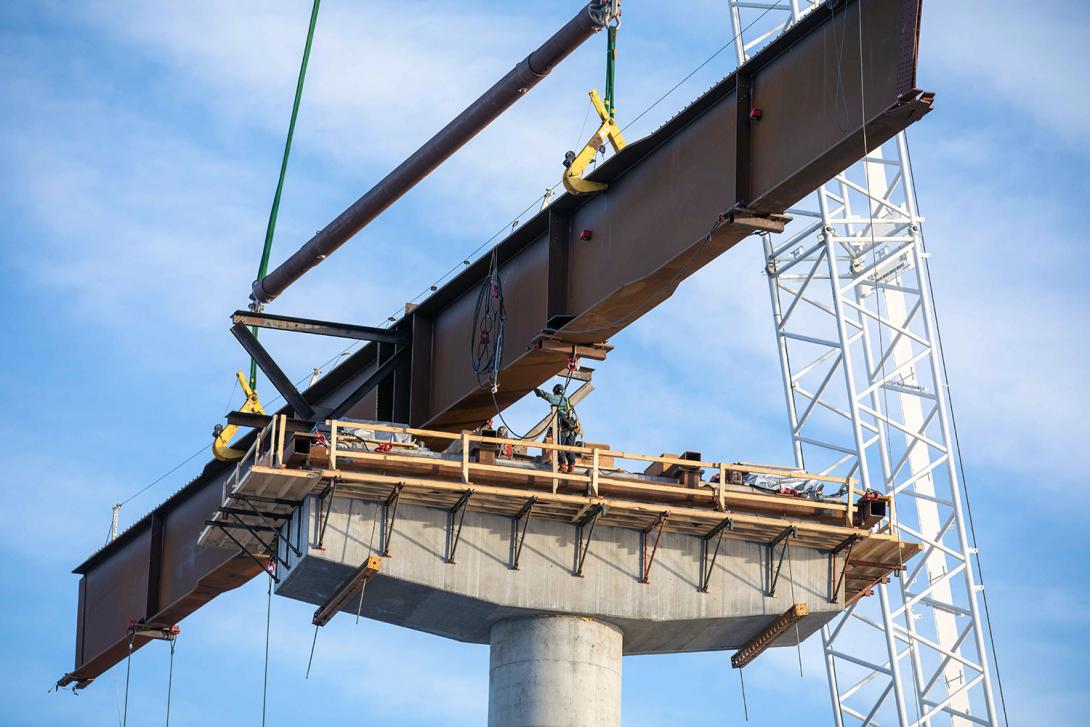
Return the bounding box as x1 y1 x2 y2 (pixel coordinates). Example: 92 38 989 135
247 0 322 391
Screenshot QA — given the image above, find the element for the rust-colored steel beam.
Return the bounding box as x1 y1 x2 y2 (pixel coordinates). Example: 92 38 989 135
405 0 931 433
731 602 810 669
61 0 930 689
252 1 613 304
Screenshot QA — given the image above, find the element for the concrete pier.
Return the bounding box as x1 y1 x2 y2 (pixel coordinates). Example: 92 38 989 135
488 615 622 727
275 495 840 652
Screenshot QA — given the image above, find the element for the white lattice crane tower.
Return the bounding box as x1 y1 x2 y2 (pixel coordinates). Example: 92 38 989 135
727 2 1001 724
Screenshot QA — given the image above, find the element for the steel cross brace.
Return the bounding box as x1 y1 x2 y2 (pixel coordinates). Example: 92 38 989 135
509 497 536 570
766 525 797 597
639 512 669 584
228 512 291 572
234 495 301 558
698 516 734 593
573 504 605 577
382 485 403 557
229 322 316 420
828 534 859 603
231 310 409 344
231 493 304 508
210 522 279 584
445 490 473 564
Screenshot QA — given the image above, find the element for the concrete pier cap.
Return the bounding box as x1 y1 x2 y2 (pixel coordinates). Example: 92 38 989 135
274 495 841 725
276 496 838 653
489 615 622 727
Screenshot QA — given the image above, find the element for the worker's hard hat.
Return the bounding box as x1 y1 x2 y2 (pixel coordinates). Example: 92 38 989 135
552 384 564 395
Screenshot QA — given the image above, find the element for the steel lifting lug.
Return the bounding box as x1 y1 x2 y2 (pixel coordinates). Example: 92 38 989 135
212 370 266 461
562 89 627 196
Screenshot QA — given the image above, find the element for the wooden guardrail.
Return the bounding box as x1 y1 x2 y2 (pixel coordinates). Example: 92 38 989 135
294 419 873 528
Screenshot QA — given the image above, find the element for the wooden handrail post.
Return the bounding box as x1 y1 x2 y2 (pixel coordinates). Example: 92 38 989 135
717 463 726 512
329 420 338 470
276 414 287 468
591 448 600 497
550 408 559 494
461 431 470 483
846 484 855 528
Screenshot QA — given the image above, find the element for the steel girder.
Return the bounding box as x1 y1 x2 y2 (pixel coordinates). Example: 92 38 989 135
60 0 929 689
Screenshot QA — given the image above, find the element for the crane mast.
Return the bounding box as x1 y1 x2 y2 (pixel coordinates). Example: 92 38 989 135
727 2 1001 725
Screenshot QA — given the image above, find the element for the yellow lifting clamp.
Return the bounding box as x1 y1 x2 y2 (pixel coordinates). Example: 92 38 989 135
562 89 627 196
212 371 265 461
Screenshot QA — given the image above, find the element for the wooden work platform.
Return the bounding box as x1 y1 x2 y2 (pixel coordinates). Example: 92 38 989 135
200 417 919 604
198 421 321 553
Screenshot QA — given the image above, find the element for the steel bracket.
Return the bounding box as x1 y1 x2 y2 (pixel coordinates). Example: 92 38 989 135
828 534 859 603
228 512 291 571
766 525 797 597
208 522 279 584
381 485 403 557
573 504 605 577
639 512 669 584
232 496 300 558
315 480 339 550
509 497 536 570
445 490 473 564
698 516 734 592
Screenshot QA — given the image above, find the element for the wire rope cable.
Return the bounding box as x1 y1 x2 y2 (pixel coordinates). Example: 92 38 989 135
164 637 177 727
261 572 272 726
121 633 134 727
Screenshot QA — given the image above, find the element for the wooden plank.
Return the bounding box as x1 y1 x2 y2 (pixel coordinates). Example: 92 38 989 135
324 469 890 544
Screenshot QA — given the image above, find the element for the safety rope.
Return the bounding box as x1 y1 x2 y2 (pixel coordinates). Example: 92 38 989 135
261 572 272 726
306 501 380 680
249 0 322 391
738 665 749 721
164 637 177 727
357 506 380 623
122 633 134 727
787 547 803 677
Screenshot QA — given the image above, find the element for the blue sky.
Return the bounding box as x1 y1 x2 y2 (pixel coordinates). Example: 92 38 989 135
1 1 1088 725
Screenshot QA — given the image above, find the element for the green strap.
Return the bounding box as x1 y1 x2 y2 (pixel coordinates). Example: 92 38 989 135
604 25 617 120
250 0 322 391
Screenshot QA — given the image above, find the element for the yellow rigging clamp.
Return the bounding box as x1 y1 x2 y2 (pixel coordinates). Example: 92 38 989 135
562 89 626 196
212 371 265 461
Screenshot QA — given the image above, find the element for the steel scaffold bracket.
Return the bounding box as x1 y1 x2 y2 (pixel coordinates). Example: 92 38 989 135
510 497 536 570
698 516 735 593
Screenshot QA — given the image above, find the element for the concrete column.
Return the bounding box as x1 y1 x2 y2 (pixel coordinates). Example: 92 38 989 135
488 615 622 727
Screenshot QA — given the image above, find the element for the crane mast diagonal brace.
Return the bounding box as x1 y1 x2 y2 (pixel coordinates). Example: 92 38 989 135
60 0 930 691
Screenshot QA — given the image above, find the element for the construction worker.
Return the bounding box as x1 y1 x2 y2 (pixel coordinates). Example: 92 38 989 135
534 383 580 473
